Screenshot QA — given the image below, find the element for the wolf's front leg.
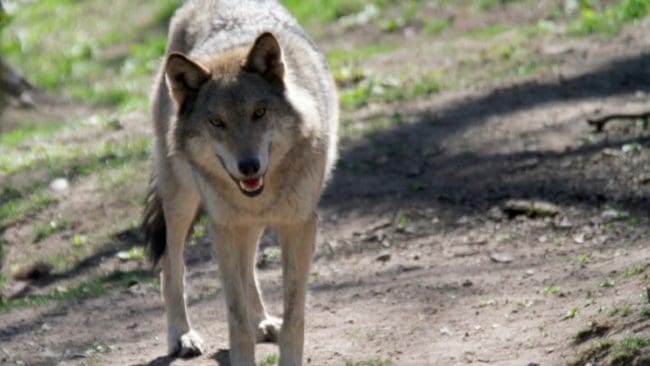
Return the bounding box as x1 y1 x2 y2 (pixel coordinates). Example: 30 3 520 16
276 214 317 366
212 224 263 366
246 238 282 344
160 200 203 357
161 187 203 357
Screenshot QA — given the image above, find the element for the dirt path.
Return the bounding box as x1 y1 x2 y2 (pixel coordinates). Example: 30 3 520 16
1 2 650 366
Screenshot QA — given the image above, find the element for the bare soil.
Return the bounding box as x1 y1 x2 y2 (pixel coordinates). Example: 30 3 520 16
1 3 649 366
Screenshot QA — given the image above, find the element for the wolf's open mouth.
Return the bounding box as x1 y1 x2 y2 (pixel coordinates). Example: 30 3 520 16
238 176 264 197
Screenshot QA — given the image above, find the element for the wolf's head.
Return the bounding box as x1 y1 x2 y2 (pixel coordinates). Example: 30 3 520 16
165 33 303 198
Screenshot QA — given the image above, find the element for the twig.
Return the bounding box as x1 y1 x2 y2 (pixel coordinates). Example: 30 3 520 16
587 111 650 132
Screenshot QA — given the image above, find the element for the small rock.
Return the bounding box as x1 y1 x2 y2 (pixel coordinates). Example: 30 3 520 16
601 209 629 222
439 326 452 336
375 252 391 263
490 252 514 263
409 252 421 260
487 206 505 221
554 218 573 229
462 280 473 287
573 233 586 244
503 199 561 218
49 178 69 193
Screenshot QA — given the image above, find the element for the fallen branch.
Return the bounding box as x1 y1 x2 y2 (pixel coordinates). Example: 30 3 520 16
587 111 650 132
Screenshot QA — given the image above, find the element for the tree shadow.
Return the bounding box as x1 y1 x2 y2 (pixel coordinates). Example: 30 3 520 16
323 52 650 216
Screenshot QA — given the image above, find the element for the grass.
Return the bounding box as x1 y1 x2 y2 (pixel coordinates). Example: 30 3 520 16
0 192 57 228
328 44 399 67
0 121 68 148
608 305 632 318
0 269 156 311
463 23 511 38
474 0 521 11
624 264 646 277
1 0 179 109
282 0 366 25
641 306 650 318
544 285 560 295
0 135 151 176
611 337 650 365
32 219 74 243
339 72 443 109
569 0 650 35
259 353 279 366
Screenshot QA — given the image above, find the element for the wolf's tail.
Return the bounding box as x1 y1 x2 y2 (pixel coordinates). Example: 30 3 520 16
141 174 166 267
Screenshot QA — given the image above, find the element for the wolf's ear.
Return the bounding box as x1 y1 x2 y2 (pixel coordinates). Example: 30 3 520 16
244 32 284 84
165 53 211 106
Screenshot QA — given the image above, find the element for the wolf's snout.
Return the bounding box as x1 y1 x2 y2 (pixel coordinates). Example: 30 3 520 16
238 157 260 176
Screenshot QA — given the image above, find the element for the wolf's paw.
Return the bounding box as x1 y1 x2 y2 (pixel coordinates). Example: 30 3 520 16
256 316 282 343
169 330 204 358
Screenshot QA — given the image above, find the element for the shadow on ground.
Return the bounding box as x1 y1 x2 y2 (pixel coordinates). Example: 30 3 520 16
323 52 650 215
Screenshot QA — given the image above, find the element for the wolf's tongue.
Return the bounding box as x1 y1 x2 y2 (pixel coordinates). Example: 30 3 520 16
241 178 261 189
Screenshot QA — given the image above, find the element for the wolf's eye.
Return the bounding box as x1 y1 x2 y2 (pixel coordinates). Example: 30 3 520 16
209 118 226 129
253 107 266 120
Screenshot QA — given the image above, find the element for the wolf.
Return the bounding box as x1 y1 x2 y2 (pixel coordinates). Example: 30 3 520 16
140 0 338 365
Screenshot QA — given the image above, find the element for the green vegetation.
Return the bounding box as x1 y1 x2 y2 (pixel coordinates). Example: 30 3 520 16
611 337 650 365
624 263 646 277
0 121 67 148
32 219 74 243
641 306 650 318
259 353 279 366
116 246 146 261
282 0 366 25
599 277 616 288
339 72 443 109
463 23 510 38
0 136 150 176
474 0 521 11
1 0 180 109
569 0 650 35
328 44 399 67
0 192 57 227
544 285 560 295
608 305 632 318
563 307 578 320
0 269 156 311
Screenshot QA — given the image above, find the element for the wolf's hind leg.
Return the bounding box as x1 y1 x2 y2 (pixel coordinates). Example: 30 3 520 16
160 173 202 357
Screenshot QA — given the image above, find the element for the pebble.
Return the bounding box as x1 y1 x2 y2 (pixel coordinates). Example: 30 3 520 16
601 209 629 221
490 252 514 263
439 326 452 335
49 178 69 193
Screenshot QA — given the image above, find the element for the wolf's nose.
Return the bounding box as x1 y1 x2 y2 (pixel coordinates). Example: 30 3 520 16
238 157 260 176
